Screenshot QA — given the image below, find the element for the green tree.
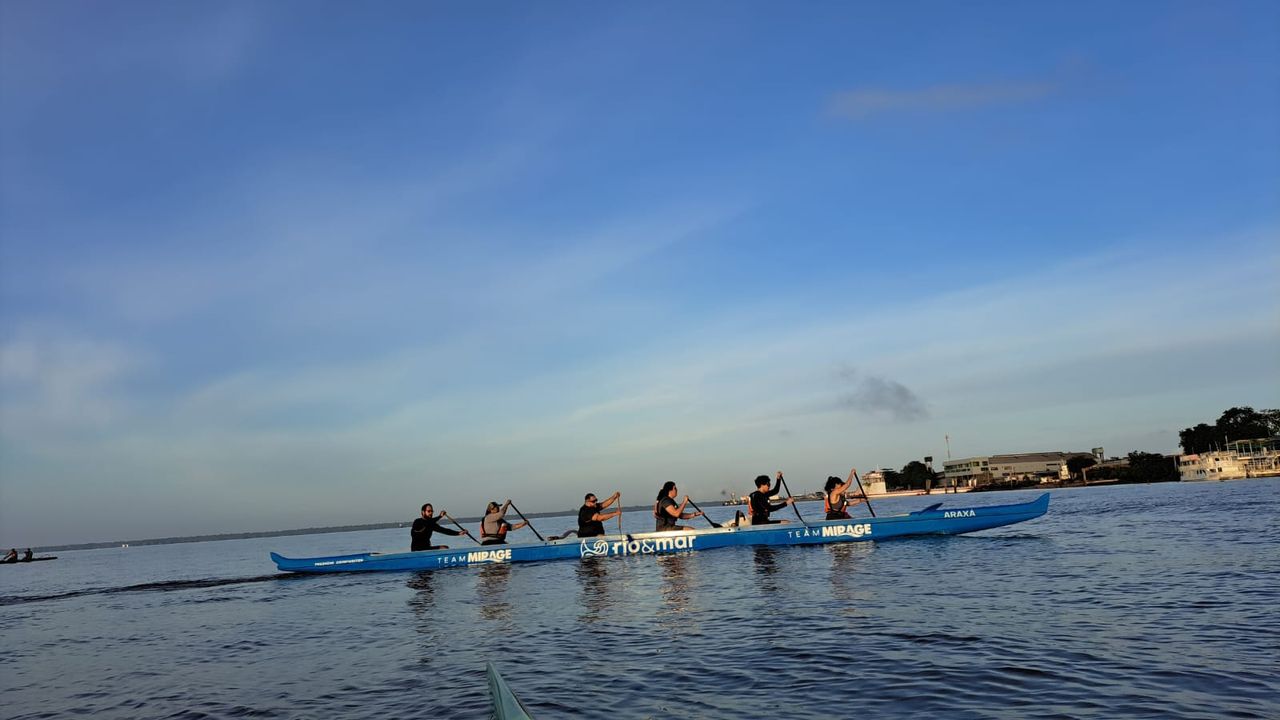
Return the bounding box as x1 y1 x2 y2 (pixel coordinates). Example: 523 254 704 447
881 469 902 491
900 460 935 490
1126 452 1178 483
1179 423 1217 454
1216 407 1273 443
1180 407 1280 454
1067 455 1097 480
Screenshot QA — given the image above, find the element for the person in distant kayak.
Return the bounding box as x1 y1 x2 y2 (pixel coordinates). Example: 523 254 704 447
748 472 793 525
410 504 462 551
21 548 33 561
578 491 622 537
2 548 16 563
653 481 702 531
480 500 528 545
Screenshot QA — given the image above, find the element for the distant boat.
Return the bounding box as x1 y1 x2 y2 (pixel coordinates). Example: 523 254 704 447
271 493 1050 574
1 556 57 565
488 662 535 720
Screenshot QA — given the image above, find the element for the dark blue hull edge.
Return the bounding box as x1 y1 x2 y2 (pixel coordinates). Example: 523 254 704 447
270 493 1050 574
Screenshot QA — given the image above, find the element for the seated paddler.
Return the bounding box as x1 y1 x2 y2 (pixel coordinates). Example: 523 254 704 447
480 500 528 545
653 481 702 531
578 491 622 537
410 503 462 551
748 472 793 525
823 468 867 520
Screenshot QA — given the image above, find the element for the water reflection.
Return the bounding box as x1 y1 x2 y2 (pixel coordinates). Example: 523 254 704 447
828 543 873 615
576 558 613 624
406 572 439 661
657 553 692 622
752 546 779 593
477 563 513 623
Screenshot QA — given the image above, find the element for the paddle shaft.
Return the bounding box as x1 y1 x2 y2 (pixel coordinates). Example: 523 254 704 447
508 501 546 542
684 498 721 529
778 475 809 527
852 471 876 517
441 512 482 545
617 493 623 534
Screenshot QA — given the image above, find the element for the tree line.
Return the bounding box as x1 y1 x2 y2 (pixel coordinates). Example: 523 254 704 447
1178 406 1279 454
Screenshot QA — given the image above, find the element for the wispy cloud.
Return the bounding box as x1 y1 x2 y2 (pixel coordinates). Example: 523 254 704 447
834 367 929 422
827 80 1053 119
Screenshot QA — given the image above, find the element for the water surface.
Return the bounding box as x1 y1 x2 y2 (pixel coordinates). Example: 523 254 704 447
2 481 1277 719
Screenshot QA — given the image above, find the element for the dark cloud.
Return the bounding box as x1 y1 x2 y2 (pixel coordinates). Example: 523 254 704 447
836 368 929 422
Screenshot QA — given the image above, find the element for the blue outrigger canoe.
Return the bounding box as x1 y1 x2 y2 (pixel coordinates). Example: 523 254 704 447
270 493 1049 574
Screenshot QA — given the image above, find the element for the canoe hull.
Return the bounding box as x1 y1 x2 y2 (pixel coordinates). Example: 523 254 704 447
271 493 1049 574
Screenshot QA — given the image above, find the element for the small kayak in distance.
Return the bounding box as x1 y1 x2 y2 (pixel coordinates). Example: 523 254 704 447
488 662 535 720
1 556 57 565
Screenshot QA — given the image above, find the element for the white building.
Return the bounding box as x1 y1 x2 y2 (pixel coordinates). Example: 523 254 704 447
1178 437 1279 481
859 469 889 495
946 451 1098 485
943 457 991 487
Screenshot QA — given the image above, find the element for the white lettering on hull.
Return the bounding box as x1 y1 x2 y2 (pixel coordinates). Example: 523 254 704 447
943 510 977 518
820 523 873 539
579 535 698 558
466 549 512 564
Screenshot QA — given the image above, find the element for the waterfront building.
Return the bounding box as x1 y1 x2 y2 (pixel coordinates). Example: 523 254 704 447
859 469 889 495
946 451 1099 485
942 457 991 487
1178 437 1280 481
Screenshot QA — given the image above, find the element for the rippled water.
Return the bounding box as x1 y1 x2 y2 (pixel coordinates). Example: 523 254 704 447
2 481 1277 719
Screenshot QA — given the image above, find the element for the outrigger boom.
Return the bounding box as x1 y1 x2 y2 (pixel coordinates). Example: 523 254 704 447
270 493 1049 574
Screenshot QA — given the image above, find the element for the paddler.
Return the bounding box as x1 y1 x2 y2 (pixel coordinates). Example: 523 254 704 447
2 548 16 563
578 491 622 537
410 503 462 551
653 481 703 531
748 472 794 525
823 468 868 520
480 500 528 545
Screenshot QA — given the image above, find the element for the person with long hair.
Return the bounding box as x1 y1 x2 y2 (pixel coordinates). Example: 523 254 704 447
480 500 528 545
823 468 868 520
653 481 702 531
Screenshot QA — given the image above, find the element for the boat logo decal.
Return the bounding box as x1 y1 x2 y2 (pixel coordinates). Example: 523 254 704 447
943 510 977 518
579 535 698 558
820 523 873 539
581 539 611 558
467 549 512 564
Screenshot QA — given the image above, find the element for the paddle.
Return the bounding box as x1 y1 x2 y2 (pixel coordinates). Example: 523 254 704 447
617 493 623 534
507 501 546 542
777 473 809 528
440 511 482 545
852 470 876 517
685 498 722 529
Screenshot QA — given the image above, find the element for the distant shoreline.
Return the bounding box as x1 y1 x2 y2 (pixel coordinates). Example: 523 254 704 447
31 504 656 553
26 479 1192 552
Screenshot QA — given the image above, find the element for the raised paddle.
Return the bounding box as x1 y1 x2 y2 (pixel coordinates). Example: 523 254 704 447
684 497 722 529
617 493 623 534
440 511 482 545
507 501 546 542
852 470 876 517
777 473 809 528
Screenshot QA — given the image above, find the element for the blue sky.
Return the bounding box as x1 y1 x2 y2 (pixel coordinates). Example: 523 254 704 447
2 1 1277 546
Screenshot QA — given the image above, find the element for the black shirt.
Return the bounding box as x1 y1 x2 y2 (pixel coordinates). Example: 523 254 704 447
749 477 787 525
411 516 461 551
578 505 606 537
655 496 680 531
